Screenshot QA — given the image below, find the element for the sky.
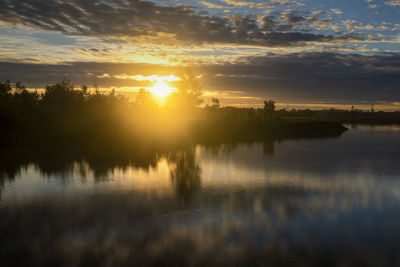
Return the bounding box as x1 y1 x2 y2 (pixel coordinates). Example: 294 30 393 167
0 0 399 108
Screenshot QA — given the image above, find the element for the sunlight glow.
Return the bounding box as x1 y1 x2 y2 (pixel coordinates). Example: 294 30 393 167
115 74 181 82
116 74 180 98
149 81 176 98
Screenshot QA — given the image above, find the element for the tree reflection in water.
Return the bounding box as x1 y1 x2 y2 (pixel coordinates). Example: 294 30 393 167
2 128 400 266
169 149 201 203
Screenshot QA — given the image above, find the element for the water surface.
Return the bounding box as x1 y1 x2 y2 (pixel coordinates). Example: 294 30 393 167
1 125 400 266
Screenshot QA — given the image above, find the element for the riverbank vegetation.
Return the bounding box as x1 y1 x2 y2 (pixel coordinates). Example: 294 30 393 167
274 108 400 124
0 78 349 148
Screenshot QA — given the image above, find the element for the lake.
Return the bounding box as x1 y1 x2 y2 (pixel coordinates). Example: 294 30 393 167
1 125 400 266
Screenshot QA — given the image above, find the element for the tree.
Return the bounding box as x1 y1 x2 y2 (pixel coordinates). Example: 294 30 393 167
211 97 220 109
13 81 39 106
136 88 157 109
42 79 75 106
15 81 26 92
42 80 86 116
263 100 275 120
0 80 12 96
211 97 220 108
166 69 203 112
81 85 89 96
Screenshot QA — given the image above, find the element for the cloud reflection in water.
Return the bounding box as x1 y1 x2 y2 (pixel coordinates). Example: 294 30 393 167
1 126 400 266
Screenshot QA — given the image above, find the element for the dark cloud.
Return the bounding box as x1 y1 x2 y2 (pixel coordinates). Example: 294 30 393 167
201 52 400 103
1 52 399 104
0 0 357 46
0 61 174 88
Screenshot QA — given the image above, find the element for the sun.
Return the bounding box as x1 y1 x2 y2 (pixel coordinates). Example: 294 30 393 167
149 81 175 98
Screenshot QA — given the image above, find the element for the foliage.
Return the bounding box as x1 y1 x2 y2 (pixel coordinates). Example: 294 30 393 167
166 70 203 111
0 80 11 96
263 100 276 119
1 78 395 147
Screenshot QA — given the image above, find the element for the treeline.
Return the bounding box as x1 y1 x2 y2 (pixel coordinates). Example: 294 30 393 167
0 79 281 146
0 79 350 147
1 80 134 146
201 104 400 126
275 108 400 124
0 73 217 145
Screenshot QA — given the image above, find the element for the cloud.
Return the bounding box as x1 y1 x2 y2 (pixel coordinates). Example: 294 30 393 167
201 1 227 9
385 0 400 6
220 0 273 9
200 52 400 103
0 0 359 47
0 61 182 88
1 52 399 104
330 8 343 15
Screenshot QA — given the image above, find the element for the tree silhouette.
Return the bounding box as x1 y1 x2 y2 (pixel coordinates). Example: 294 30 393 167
136 88 158 109
211 97 220 108
263 100 276 120
0 80 11 96
166 70 203 112
42 80 84 108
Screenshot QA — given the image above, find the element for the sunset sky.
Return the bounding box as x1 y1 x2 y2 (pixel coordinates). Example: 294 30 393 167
0 0 399 108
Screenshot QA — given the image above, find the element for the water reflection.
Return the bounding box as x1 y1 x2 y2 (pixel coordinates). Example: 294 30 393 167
1 126 400 266
170 149 201 203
